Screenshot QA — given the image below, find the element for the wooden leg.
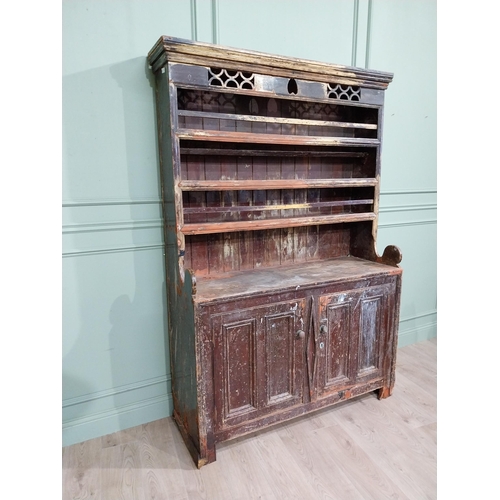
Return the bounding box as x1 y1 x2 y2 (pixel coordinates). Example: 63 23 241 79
377 386 393 399
172 411 217 468
198 431 216 468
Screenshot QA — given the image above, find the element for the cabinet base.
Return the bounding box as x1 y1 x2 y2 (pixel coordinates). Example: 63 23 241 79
174 380 396 468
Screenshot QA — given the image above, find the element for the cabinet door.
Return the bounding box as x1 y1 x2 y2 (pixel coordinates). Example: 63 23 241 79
212 299 306 432
317 282 395 398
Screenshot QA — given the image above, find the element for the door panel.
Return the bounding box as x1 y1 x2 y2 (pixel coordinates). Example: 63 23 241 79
317 292 356 398
352 284 395 383
222 319 257 418
317 282 395 398
357 294 383 378
325 300 352 386
265 312 295 404
212 298 306 431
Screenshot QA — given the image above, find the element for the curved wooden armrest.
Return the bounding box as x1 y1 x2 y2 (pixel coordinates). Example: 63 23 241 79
378 245 402 267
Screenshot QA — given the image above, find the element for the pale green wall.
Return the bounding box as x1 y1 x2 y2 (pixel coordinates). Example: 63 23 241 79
62 0 437 446
371 0 437 344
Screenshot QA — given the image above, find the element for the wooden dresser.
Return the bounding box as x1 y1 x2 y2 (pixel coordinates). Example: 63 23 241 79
147 36 402 468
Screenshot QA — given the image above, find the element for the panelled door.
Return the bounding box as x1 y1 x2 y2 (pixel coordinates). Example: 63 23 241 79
316 281 396 399
212 298 306 432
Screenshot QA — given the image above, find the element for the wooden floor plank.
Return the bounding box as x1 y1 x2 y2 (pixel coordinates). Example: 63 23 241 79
100 441 145 500
396 348 437 397
137 420 187 500
62 339 437 500
391 372 436 423
278 421 377 499
197 451 237 500
62 439 101 500
329 391 436 499
167 423 208 500
246 431 325 500
215 437 276 499
318 423 412 499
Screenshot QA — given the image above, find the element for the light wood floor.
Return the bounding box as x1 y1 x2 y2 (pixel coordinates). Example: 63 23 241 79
62 338 436 500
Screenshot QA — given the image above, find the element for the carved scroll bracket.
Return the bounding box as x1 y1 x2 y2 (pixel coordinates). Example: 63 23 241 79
378 245 403 267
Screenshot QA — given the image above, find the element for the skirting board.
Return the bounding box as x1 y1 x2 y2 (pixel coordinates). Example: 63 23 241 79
62 394 172 448
397 316 437 348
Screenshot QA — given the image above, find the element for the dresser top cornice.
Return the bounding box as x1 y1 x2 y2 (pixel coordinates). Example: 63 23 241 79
147 36 394 90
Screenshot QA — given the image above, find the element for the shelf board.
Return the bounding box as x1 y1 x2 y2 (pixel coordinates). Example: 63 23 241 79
177 129 380 147
181 212 376 235
180 148 368 158
178 110 378 130
183 199 374 214
179 178 378 191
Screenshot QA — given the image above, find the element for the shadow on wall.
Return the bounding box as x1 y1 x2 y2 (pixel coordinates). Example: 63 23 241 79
109 57 171 428
63 57 159 202
107 57 171 433
62 56 171 444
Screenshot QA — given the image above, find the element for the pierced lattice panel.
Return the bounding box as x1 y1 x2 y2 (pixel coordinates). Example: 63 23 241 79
327 83 361 101
208 68 255 90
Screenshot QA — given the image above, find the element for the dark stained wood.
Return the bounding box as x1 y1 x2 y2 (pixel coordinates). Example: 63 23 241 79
183 199 374 214
184 225 351 278
264 153 282 266
181 212 376 235
179 178 378 190
379 244 403 266
178 109 378 130
177 128 380 146
180 148 368 158
147 36 394 90
194 257 400 302
212 299 306 433
149 37 401 468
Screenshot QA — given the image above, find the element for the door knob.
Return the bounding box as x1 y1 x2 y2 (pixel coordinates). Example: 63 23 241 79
296 330 305 339
320 325 328 335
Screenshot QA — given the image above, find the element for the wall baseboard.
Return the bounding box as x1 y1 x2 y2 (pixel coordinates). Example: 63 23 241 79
398 319 437 348
62 393 173 448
